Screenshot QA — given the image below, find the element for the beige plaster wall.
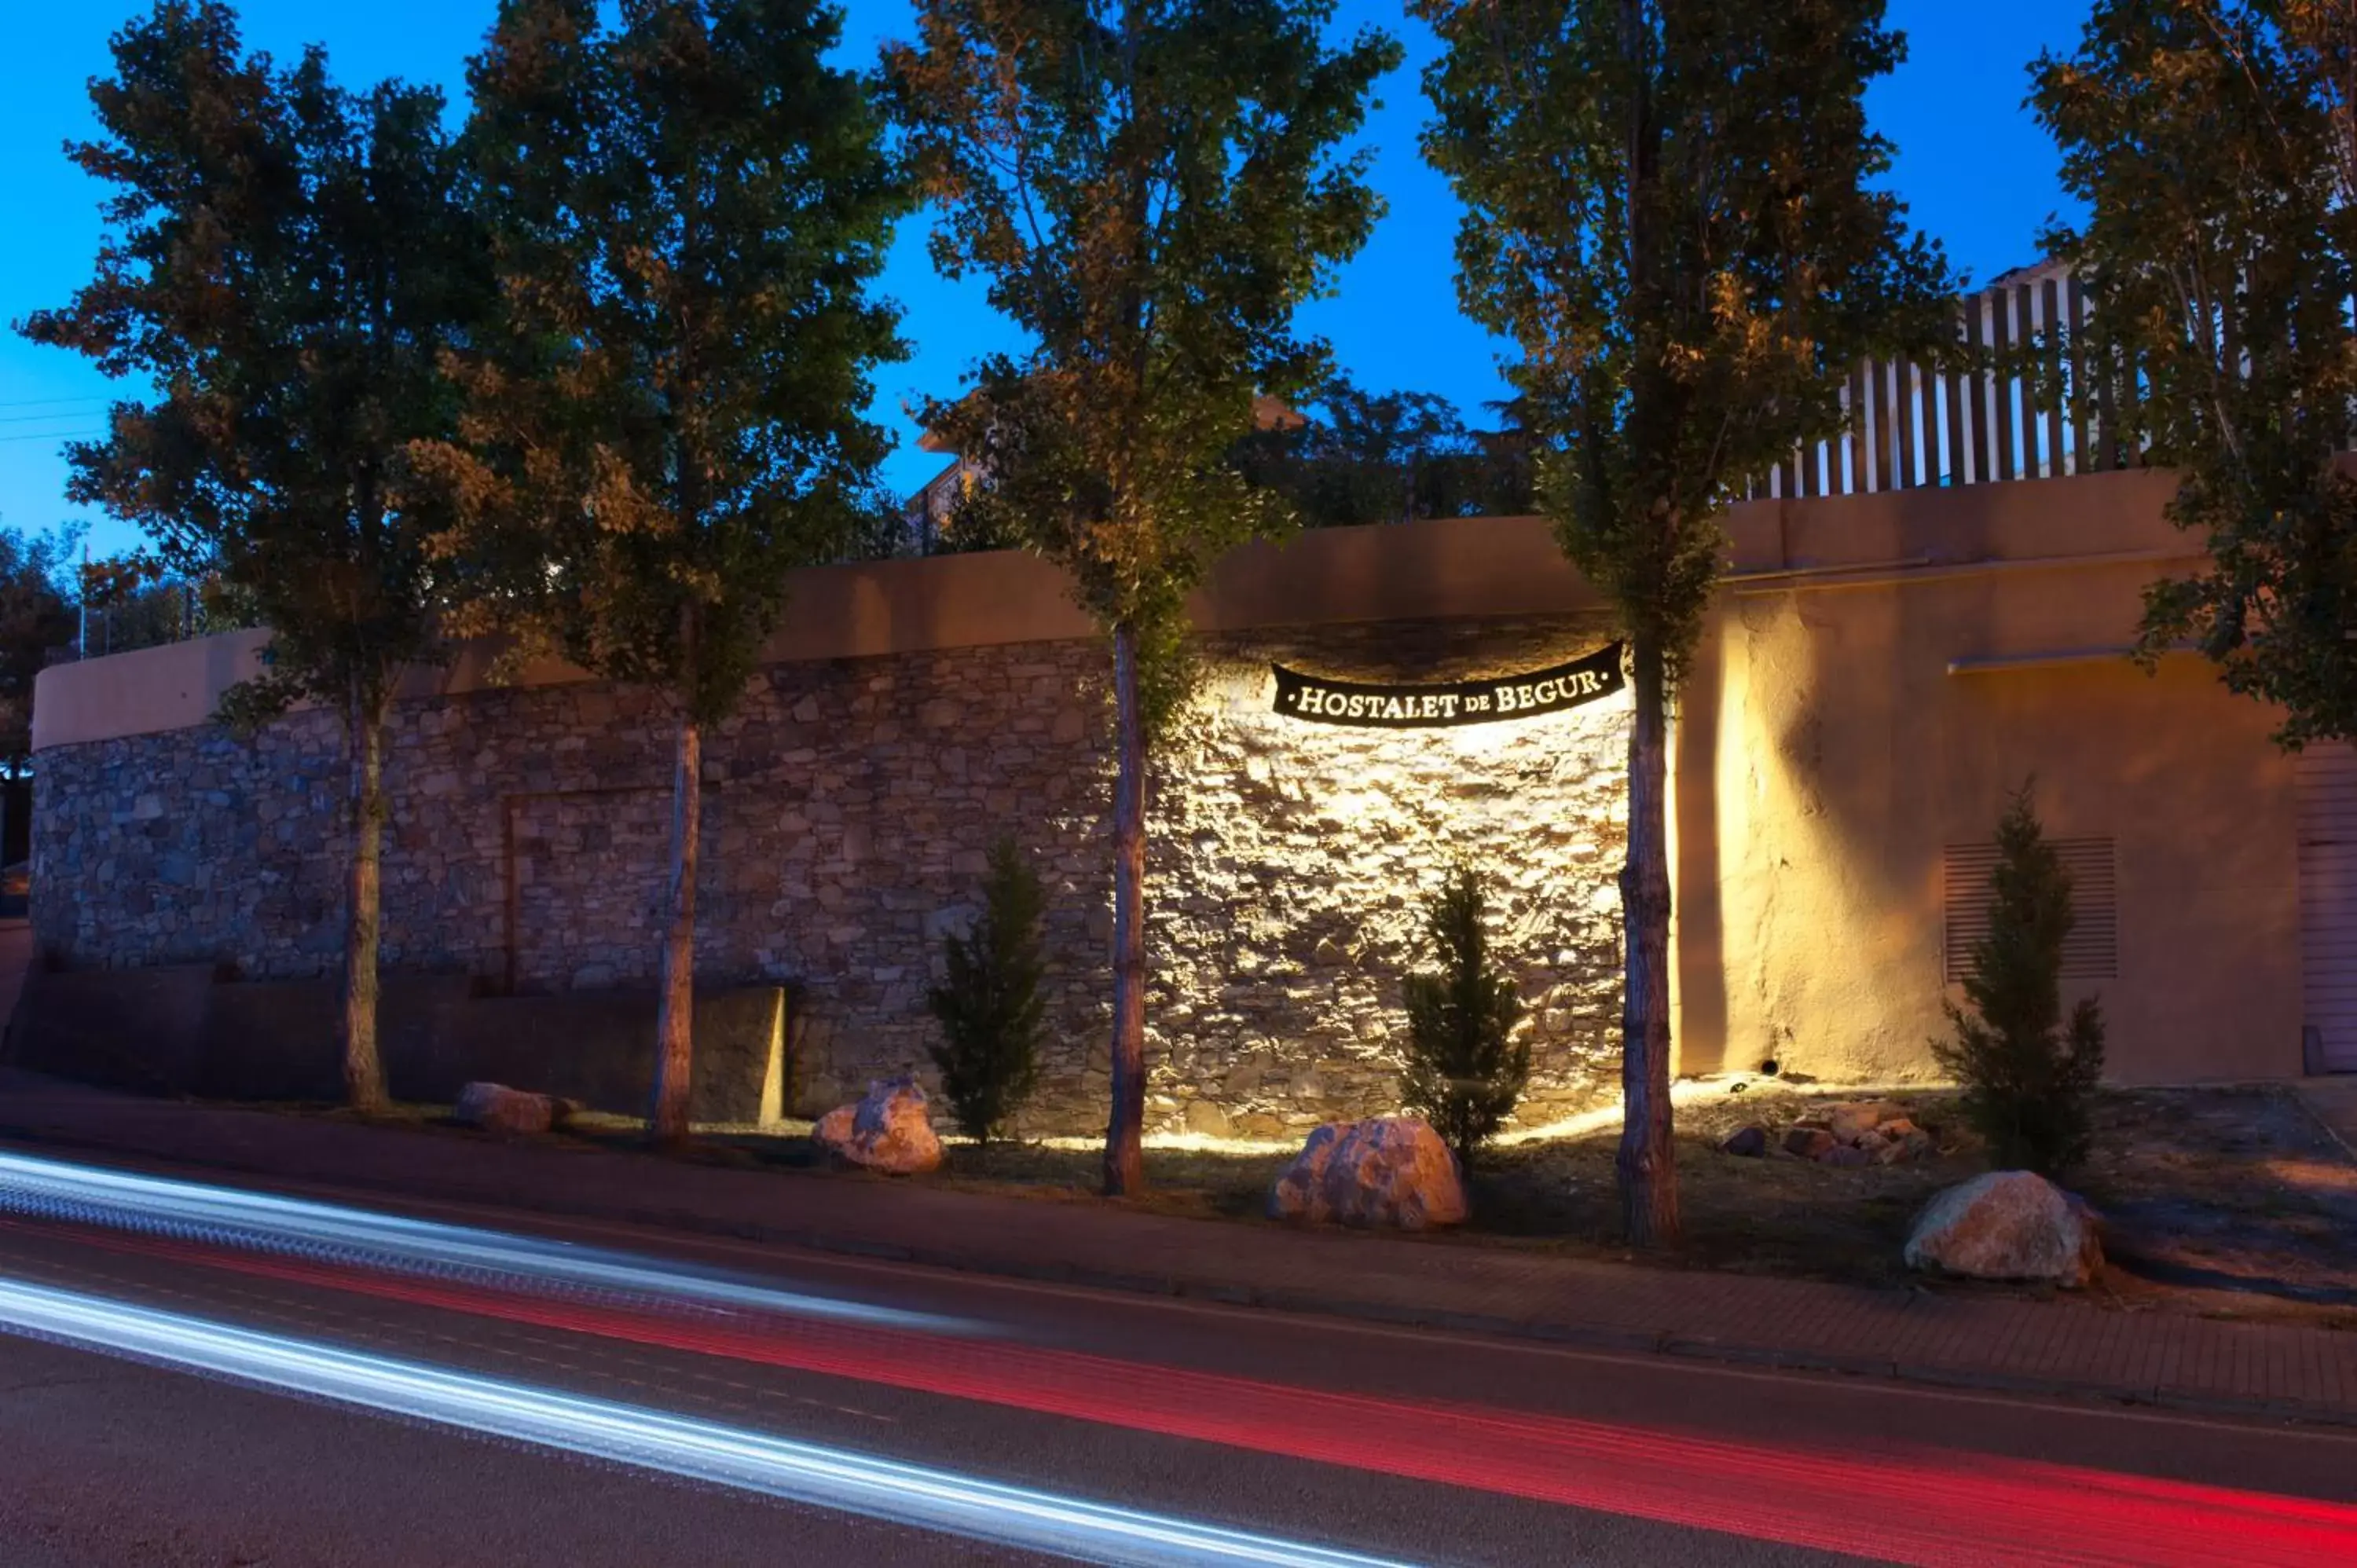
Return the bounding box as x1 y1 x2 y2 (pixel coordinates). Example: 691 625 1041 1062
33 513 1596 753
1675 469 2303 1086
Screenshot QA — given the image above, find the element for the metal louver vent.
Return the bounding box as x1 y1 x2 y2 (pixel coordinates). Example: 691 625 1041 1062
1942 837 2117 982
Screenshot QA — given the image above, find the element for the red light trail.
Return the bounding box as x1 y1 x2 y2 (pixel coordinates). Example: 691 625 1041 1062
23 1215 2357 1568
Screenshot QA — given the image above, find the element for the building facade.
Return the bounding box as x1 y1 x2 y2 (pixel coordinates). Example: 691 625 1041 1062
18 465 2333 1134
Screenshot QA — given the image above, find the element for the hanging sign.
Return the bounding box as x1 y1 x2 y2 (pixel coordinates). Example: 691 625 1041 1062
1270 642 1625 729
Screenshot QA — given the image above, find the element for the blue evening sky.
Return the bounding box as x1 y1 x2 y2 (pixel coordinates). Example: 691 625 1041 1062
0 1 2088 559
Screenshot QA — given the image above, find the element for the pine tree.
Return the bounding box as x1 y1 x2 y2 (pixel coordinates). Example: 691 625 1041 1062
886 0 1398 1194
1399 864 1529 1166
926 837 1047 1146
1934 787 2107 1176
1416 0 1953 1244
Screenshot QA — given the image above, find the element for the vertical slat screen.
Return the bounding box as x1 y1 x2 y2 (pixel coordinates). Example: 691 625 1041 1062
1945 837 2118 982
2066 274 2091 476
1728 262 2214 503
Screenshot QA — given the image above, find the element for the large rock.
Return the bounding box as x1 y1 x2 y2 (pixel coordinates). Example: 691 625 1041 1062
815 1075 943 1174
1904 1171 2104 1287
1720 1125 1769 1158
454 1081 564 1135
1268 1116 1468 1230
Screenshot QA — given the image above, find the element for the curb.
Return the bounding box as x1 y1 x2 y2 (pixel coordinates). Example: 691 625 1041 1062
2 1119 2350 1434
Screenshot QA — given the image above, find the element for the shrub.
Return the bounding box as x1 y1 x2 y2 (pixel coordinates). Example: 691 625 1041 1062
1934 786 2106 1175
1398 863 1529 1163
926 837 1047 1145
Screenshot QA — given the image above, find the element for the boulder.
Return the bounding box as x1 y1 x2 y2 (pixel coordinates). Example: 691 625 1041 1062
1783 1126 1836 1160
1904 1171 2104 1287
1269 1117 1467 1230
454 1081 560 1136
814 1074 943 1174
1828 1100 1912 1144
1820 1144 1871 1169
1720 1125 1769 1158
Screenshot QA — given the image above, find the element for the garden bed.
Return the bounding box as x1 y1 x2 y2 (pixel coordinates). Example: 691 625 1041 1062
275 1080 2357 1323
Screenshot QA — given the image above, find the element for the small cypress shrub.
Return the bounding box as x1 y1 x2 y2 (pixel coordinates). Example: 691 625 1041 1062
1398 863 1529 1164
926 837 1047 1145
1934 786 2106 1175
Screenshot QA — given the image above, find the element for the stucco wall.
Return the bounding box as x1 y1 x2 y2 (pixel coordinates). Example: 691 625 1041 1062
1673 469 2305 1086
33 613 1632 1136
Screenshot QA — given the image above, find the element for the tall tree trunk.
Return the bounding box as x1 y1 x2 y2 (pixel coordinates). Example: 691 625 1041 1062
1615 634 1680 1245
650 707 702 1144
340 688 389 1115
1102 622 1149 1196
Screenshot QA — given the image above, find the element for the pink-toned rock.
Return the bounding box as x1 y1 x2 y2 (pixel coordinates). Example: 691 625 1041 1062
1904 1171 2104 1287
1783 1127 1836 1160
1269 1117 1467 1230
455 1081 558 1135
1828 1101 1913 1144
815 1075 943 1174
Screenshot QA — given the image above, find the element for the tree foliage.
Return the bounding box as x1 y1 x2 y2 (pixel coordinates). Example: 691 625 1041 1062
1417 0 1952 1244
415 0 906 1140
0 527 79 774
20 0 489 1112
1399 863 1529 1166
75 548 258 661
2033 0 2357 749
1231 379 1536 526
885 0 1398 1194
926 837 1048 1146
1934 787 2107 1177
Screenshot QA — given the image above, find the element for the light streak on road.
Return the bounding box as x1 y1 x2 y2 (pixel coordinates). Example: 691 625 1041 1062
0 1275 1408 1568
38 1215 2357 1568
0 1149 968 1335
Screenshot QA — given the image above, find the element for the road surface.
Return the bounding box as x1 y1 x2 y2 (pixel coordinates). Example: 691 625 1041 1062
0 1147 2351 1566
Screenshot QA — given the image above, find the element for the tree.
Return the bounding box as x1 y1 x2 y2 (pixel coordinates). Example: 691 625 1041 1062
886 0 1399 1195
75 549 252 657
1417 0 1952 1244
20 2 488 1112
1934 787 2106 1175
414 0 906 1142
2033 1 2357 748
926 837 1047 1145
0 526 80 775
1399 863 1528 1166
1231 378 1537 526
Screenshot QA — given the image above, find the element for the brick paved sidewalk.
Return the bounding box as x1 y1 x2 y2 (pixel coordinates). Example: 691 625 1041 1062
2 1066 2352 1427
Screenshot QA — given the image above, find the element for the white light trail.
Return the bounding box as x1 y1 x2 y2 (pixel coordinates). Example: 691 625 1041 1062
0 1277 1411 1568
0 1150 968 1334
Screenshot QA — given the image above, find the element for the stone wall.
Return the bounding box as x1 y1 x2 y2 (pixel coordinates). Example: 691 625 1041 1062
34 614 1629 1136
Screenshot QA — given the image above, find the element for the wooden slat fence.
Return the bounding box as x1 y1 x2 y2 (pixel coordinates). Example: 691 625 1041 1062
1745 264 2146 501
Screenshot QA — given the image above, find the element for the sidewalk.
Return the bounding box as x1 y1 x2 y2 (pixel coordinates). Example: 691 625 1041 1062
3 1065 2354 1429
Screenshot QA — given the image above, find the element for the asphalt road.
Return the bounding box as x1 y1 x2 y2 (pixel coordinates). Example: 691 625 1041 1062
0 1159 2353 1567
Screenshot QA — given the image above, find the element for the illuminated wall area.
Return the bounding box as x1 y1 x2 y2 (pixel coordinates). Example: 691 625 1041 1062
27 519 1636 1135
26 475 2328 1129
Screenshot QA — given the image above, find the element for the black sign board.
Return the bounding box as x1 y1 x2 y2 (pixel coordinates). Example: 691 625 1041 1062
1270 642 1626 728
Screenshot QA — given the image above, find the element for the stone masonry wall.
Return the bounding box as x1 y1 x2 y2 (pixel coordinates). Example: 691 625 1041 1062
34 614 1629 1138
